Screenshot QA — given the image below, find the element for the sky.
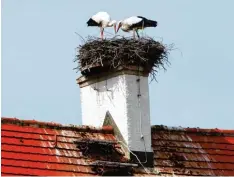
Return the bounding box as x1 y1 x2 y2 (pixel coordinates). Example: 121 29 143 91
2 0 234 129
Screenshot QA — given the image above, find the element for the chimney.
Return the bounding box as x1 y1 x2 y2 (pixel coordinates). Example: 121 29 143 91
77 66 153 166
76 38 167 167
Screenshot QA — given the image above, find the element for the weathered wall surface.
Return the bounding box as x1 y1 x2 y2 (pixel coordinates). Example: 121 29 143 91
80 74 152 152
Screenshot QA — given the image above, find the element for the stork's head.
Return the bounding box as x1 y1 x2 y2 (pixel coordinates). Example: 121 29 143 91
116 21 123 33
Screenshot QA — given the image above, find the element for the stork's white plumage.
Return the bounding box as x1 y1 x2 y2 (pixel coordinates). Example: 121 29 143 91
87 12 117 39
117 16 158 38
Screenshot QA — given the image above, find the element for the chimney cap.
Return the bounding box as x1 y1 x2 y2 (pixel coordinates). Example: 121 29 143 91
77 65 149 88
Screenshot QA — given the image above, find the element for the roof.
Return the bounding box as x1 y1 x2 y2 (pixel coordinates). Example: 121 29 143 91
151 125 234 176
2 117 234 176
1 117 129 176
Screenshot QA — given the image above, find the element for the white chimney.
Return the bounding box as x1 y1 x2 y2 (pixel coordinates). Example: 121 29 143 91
77 66 153 165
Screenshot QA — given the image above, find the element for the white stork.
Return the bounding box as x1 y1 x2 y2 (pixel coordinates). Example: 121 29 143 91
117 16 158 38
87 12 117 39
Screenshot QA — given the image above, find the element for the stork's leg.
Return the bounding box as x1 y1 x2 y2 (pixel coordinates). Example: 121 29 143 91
100 27 104 39
100 27 102 39
133 30 136 39
136 30 140 38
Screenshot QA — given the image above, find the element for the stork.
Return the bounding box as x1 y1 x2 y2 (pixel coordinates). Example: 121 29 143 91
116 16 158 39
87 12 117 39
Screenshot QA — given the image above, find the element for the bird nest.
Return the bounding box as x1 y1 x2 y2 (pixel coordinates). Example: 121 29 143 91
74 36 174 81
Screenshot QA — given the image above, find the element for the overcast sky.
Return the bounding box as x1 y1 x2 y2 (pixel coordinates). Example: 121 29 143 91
2 0 234 129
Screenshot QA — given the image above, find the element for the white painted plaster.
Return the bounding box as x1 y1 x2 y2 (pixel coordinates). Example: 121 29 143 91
80 74 152 152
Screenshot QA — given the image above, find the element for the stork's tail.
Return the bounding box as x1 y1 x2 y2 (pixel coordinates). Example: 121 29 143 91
145 20 157 27
87 18 99 26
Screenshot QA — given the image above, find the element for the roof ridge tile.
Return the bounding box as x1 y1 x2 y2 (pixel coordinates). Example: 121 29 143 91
1 117 113 134
151 125 234 136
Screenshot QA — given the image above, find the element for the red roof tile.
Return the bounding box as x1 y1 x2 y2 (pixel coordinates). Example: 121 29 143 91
1 117 128 176
2 118 234 176
151 125 234 176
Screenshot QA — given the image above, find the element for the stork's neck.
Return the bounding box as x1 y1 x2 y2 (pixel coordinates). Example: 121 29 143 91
107 20 116 27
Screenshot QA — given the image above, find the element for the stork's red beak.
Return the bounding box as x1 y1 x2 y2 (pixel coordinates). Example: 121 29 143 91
116 23 121 33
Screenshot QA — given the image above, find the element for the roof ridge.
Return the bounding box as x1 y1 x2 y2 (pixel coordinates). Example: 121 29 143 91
151 125 234 135
1 117 113 133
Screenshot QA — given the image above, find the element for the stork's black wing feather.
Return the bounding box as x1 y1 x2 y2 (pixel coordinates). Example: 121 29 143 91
87 18 100 26
137 16 147 20
136 16 157 28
